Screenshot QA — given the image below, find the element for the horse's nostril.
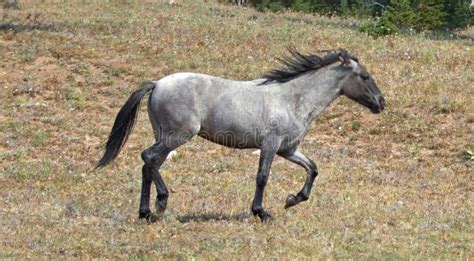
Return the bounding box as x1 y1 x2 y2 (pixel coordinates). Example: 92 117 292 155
378 96 385 110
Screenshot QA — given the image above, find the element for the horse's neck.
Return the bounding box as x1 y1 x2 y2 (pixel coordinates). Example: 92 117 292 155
282 66 344 122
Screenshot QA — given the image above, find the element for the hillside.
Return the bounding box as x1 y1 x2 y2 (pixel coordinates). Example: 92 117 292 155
0 0 472 258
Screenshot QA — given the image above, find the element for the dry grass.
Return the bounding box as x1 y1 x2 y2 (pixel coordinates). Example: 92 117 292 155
0 0 473 259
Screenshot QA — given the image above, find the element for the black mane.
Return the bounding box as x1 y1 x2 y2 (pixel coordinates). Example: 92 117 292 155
260 47 358 85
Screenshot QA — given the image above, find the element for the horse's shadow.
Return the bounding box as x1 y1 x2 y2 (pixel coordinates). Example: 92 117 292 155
176 212 251 223
0 21 56 32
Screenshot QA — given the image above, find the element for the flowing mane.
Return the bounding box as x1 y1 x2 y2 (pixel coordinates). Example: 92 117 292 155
260 47 358 85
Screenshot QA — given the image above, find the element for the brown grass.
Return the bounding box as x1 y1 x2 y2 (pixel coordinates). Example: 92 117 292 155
0 0 473 259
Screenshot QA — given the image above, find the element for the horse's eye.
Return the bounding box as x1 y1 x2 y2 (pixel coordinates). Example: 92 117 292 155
360 74 369 80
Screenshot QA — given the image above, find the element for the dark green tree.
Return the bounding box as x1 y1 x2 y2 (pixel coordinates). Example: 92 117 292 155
383 0 417 29
413 0 447 30
442 0 473 29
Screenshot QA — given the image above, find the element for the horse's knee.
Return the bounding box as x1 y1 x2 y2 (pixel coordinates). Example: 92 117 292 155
141 145 170 166
141 149 153 164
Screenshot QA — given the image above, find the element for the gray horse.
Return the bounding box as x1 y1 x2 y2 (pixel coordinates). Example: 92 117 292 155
97 48 385 222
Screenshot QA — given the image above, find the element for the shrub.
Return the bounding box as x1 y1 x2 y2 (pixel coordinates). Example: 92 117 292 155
359 15 400 37
292 0 313 13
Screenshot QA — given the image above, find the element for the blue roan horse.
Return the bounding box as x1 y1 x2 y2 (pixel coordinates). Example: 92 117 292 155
97 48 385 222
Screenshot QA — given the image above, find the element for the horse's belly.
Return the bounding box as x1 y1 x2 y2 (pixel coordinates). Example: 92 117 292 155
197 129 260 149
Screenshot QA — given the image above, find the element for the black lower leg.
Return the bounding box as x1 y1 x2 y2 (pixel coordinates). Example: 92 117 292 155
140 142 171 222
251 172 271 221
138 165 159 222
151 168 169 216
138 165 153 219
251 144 279 222
284 168 317 209
279 149 318 209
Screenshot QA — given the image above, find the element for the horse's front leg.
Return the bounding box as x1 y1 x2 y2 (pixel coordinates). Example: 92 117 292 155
251 141 280 222
278 148 318 209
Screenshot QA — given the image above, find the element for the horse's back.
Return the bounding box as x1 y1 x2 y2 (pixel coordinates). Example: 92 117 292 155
148 73 272 147
150 72 264 116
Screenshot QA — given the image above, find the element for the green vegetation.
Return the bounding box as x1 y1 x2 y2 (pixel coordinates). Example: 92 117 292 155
0 0 472 259
359 15 400 37
466 145 474 162
243 0 473 36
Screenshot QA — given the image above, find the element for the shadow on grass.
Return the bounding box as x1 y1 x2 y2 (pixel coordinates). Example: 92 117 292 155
0 21 56 32
176 212 251 223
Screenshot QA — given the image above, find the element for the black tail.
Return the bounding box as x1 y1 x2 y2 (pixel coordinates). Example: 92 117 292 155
96 81 156 168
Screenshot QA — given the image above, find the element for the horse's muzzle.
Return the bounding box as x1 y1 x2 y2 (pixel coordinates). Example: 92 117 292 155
371 95 385 114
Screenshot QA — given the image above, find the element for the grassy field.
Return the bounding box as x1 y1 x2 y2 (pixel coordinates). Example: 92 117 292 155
0 0 473 258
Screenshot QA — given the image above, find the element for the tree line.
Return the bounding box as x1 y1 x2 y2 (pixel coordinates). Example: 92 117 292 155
244 0 473 35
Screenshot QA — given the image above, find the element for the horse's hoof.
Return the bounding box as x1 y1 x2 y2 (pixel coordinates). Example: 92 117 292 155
139 210 152 219
284 194 298 209
258 211 272 222
139 210 159 223
252 208 272 222
147 213 159 223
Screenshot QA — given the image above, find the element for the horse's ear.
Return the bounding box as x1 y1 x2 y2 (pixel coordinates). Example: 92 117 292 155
339 55 358 70
338 55 344 64
339 55 352 68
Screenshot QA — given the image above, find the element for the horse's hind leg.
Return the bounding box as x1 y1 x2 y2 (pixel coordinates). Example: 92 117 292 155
139 125 198 222
138 164 154 221
139 142 172 222
278 148 318 209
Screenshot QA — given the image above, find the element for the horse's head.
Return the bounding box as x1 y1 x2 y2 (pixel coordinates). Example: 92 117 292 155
338 55 385 114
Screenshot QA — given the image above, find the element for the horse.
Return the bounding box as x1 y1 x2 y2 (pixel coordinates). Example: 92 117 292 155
96 47 385 222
